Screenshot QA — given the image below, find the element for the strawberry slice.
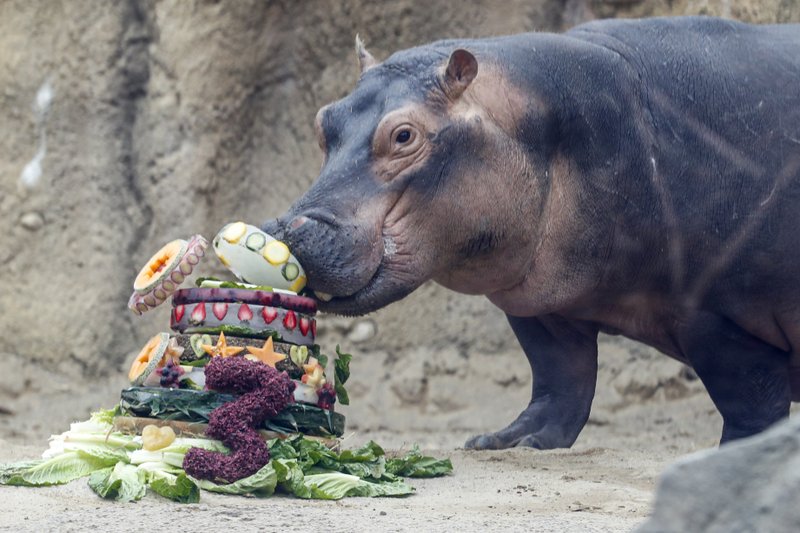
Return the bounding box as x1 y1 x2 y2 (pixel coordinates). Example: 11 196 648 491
262 306 278 324
283 310 297 330
299 316 310 336
190 303 206 324
174 304 185 322
238 303 253 321
212 302 228 321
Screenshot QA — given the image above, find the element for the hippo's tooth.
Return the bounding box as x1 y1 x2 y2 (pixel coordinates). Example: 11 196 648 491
315 290 333 302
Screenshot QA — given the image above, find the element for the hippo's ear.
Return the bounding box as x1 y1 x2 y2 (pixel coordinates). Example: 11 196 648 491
442 49 478 100
355 34 378 74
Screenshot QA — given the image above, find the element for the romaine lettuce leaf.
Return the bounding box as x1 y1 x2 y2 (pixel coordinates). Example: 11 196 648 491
192 462 277 496
2 450 121 487
300 472 413 499
147 469 200 503
129 450 187 469
0 460 45 485
88 462 146 502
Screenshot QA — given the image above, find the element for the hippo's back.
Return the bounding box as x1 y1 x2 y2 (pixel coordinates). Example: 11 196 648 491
570 18 800 365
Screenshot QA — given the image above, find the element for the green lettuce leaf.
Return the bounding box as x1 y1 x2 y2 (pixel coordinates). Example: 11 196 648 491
129 437 228 468
271 437 387 480
267 438 299 461
2 450 121 487
129 450 187 469
271 459 412 500
193 463 277 496
88 463 147 502
386 445 453 478
0 460 45 485
148 471 200 503
334 345 352 405
272 458 311 498
90 407 120 426
300 472 413 499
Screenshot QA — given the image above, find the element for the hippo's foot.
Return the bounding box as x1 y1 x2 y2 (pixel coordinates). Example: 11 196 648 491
465 430 549 450
464 405 583 450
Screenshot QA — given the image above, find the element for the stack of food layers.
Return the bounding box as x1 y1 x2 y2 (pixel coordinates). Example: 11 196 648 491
120 222 348 442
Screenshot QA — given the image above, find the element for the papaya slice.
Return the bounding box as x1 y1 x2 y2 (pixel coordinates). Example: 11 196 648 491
128 333 171 385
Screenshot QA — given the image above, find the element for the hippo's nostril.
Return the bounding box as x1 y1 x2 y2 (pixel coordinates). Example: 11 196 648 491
290 216 310 231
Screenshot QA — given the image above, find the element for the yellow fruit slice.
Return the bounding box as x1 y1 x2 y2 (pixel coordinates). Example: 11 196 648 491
128 333 171 385
133 239 188 294
222 222 247 244
263 240 290 265
142 425 176 451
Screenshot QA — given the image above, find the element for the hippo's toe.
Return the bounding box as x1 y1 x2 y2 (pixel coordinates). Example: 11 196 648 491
464 432 516 450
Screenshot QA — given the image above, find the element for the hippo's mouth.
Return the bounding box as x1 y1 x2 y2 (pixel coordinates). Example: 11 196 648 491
309 236 419 316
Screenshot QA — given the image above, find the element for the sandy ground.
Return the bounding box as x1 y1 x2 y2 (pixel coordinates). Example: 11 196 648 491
2 338 796 532
0 392 725 533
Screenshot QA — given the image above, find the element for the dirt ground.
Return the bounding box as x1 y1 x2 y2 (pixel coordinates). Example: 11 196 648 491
2 335 797 532
0 379 724 533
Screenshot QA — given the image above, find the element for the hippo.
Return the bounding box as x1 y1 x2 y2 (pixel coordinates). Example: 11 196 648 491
262 16 800 449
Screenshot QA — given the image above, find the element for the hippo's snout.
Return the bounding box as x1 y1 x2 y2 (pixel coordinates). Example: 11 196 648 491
263 209 383 300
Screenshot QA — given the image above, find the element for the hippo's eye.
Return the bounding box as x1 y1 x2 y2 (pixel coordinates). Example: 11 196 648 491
394 129 412 144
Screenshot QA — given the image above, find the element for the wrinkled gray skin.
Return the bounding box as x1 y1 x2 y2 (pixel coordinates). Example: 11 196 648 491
263 17 800 450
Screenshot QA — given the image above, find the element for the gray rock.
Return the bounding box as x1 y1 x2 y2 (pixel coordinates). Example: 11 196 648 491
19 212 43 231
638 416 800 533
347 319 377 344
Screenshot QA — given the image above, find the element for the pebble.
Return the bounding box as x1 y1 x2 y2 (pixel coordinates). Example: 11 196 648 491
19 212 44 231
347 319 377 343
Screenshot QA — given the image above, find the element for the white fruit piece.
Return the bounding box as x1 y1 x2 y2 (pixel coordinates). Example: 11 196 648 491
212 223 306 292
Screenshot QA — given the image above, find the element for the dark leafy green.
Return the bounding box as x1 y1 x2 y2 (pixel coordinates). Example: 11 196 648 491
334 345 352 405
386 445 454 478
195 277 275 291
119 387 345 436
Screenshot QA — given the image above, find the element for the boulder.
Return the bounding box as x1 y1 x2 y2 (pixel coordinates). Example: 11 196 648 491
638 416 800 533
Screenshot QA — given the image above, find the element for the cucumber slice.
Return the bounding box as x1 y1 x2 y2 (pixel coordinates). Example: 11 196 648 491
282 262 300 281
245 232 267 251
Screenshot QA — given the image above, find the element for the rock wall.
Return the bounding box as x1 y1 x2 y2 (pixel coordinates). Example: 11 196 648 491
0 0 798 439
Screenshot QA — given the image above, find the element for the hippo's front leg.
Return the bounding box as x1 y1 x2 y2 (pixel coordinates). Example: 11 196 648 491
466 315 599 450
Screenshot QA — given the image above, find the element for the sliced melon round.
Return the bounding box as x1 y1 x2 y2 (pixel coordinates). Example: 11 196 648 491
134 239 188 294
128 333 171 386
128 234 209 315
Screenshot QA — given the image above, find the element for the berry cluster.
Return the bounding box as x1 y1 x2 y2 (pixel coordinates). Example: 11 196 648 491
316 383 336 411
158 360 184 388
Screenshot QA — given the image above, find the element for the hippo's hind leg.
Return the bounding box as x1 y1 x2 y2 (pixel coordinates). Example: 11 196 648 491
465 315 599 450
682 313 791 444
